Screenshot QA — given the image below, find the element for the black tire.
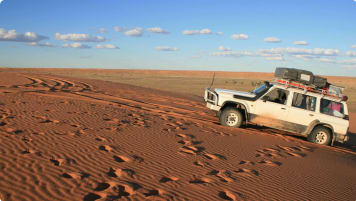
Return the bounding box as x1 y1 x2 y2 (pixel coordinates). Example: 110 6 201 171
307 126 332 145
219 107 243 128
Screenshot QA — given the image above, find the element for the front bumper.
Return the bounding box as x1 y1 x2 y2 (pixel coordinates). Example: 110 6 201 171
204 88 220 111
206 102 221 111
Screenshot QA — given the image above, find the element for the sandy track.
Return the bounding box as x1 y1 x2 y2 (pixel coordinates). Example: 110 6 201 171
0 71 355 201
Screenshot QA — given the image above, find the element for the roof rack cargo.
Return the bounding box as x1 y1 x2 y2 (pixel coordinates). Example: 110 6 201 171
271 78 348 101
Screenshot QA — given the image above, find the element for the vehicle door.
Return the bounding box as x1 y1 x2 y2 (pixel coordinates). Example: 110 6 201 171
250 87 291 130
286 92 318 134
317 98 349 135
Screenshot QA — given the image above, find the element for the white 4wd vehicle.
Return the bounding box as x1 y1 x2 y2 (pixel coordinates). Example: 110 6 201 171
204 81 350 145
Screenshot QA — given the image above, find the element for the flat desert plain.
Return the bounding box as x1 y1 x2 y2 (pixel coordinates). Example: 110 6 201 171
0 68 355 201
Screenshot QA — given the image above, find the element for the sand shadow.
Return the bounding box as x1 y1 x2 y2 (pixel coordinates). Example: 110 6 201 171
334 132 356 153
246 124 356 153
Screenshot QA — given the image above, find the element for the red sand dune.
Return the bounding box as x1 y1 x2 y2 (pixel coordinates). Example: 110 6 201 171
0 71 355 201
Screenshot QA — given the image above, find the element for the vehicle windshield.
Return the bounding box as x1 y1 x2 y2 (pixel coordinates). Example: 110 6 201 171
252 84 268 94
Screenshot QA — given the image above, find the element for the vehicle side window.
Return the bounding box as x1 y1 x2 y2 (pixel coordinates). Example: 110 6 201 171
292 92 316 111
320 99 345 118
265 88 289 104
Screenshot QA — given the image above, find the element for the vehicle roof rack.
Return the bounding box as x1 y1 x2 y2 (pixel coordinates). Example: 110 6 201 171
271 78 348 101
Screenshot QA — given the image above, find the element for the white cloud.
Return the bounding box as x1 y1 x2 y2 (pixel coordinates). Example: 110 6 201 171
0 0 3 4
346 51 356 57
264 37 281 43
217 32 223 35
63 43 91 49
218 46 231 51
293 54 318 60
211 51 253 57
114 26 128 32
124 27 143 37
231 33 248 40
293 41 308 46
352 45 356 49
98 28 107 33
0 28 48 42
155 46 179 51
212 50 284 61
320 58 356 65
147 27 169 34
55 33 106 42
212 47 339 62
183 29 212 35
96 44 119 49
265 56 284 61
257 47 339 57
28 42 54 47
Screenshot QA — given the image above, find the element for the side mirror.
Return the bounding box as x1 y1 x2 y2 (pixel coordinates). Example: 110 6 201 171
262 96 269 102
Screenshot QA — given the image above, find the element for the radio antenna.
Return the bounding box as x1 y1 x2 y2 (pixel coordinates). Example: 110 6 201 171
209 72 216 89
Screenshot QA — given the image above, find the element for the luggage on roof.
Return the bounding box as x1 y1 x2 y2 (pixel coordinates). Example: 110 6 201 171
296 69 313 85
313 76 328 88
275 67 314 84
274 67 330 88
274 67 299 80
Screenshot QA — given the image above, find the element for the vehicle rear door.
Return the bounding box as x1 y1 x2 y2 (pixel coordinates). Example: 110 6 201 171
286 92 318 133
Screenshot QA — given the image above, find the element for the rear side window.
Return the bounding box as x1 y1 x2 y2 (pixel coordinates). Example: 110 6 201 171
292 92 316 111
320 99 345 118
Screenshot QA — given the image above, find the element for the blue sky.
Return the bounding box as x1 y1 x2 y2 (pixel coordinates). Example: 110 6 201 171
0 0 356 76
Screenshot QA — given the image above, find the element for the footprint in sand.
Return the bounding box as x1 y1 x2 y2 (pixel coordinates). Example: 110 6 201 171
193 160 210 167
103 118 119 124
84 181 141 200
62 172 90 179
177 140 202 146
113 155 131 163
50 158 76 166
108 167 135 178
21 136 32 143
285 151 307 158
132 155 144 163
159 176 179 183
219 190 244 201
40 119 60 124
207 170 235 183
50 158 65 166
189 177 212 184
234 168 259 177
144 188 166 197
239 160 256 166
257 145 311 160
178 145 205 155
95 136 106 141
5 128 23 134
99 145 113 152
203 153 227 160
176 133 195 139
258 159 282 167
21 149 36 155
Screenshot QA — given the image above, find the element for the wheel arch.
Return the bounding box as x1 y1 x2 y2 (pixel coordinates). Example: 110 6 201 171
220 101 249 122
306 120 335 144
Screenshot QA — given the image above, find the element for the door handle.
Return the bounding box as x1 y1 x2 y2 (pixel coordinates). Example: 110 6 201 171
309 114 314 116
281 108 286 110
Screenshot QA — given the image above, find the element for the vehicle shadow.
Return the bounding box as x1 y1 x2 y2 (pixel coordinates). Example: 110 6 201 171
334 132 356 153
245 124 356 153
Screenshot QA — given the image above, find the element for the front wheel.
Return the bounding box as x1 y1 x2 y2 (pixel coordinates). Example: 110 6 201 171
307 126 332 145
219 108 243 128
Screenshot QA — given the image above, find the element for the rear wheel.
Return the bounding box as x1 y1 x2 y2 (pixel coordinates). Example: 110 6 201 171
307 126 332 145
219 108 243 128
